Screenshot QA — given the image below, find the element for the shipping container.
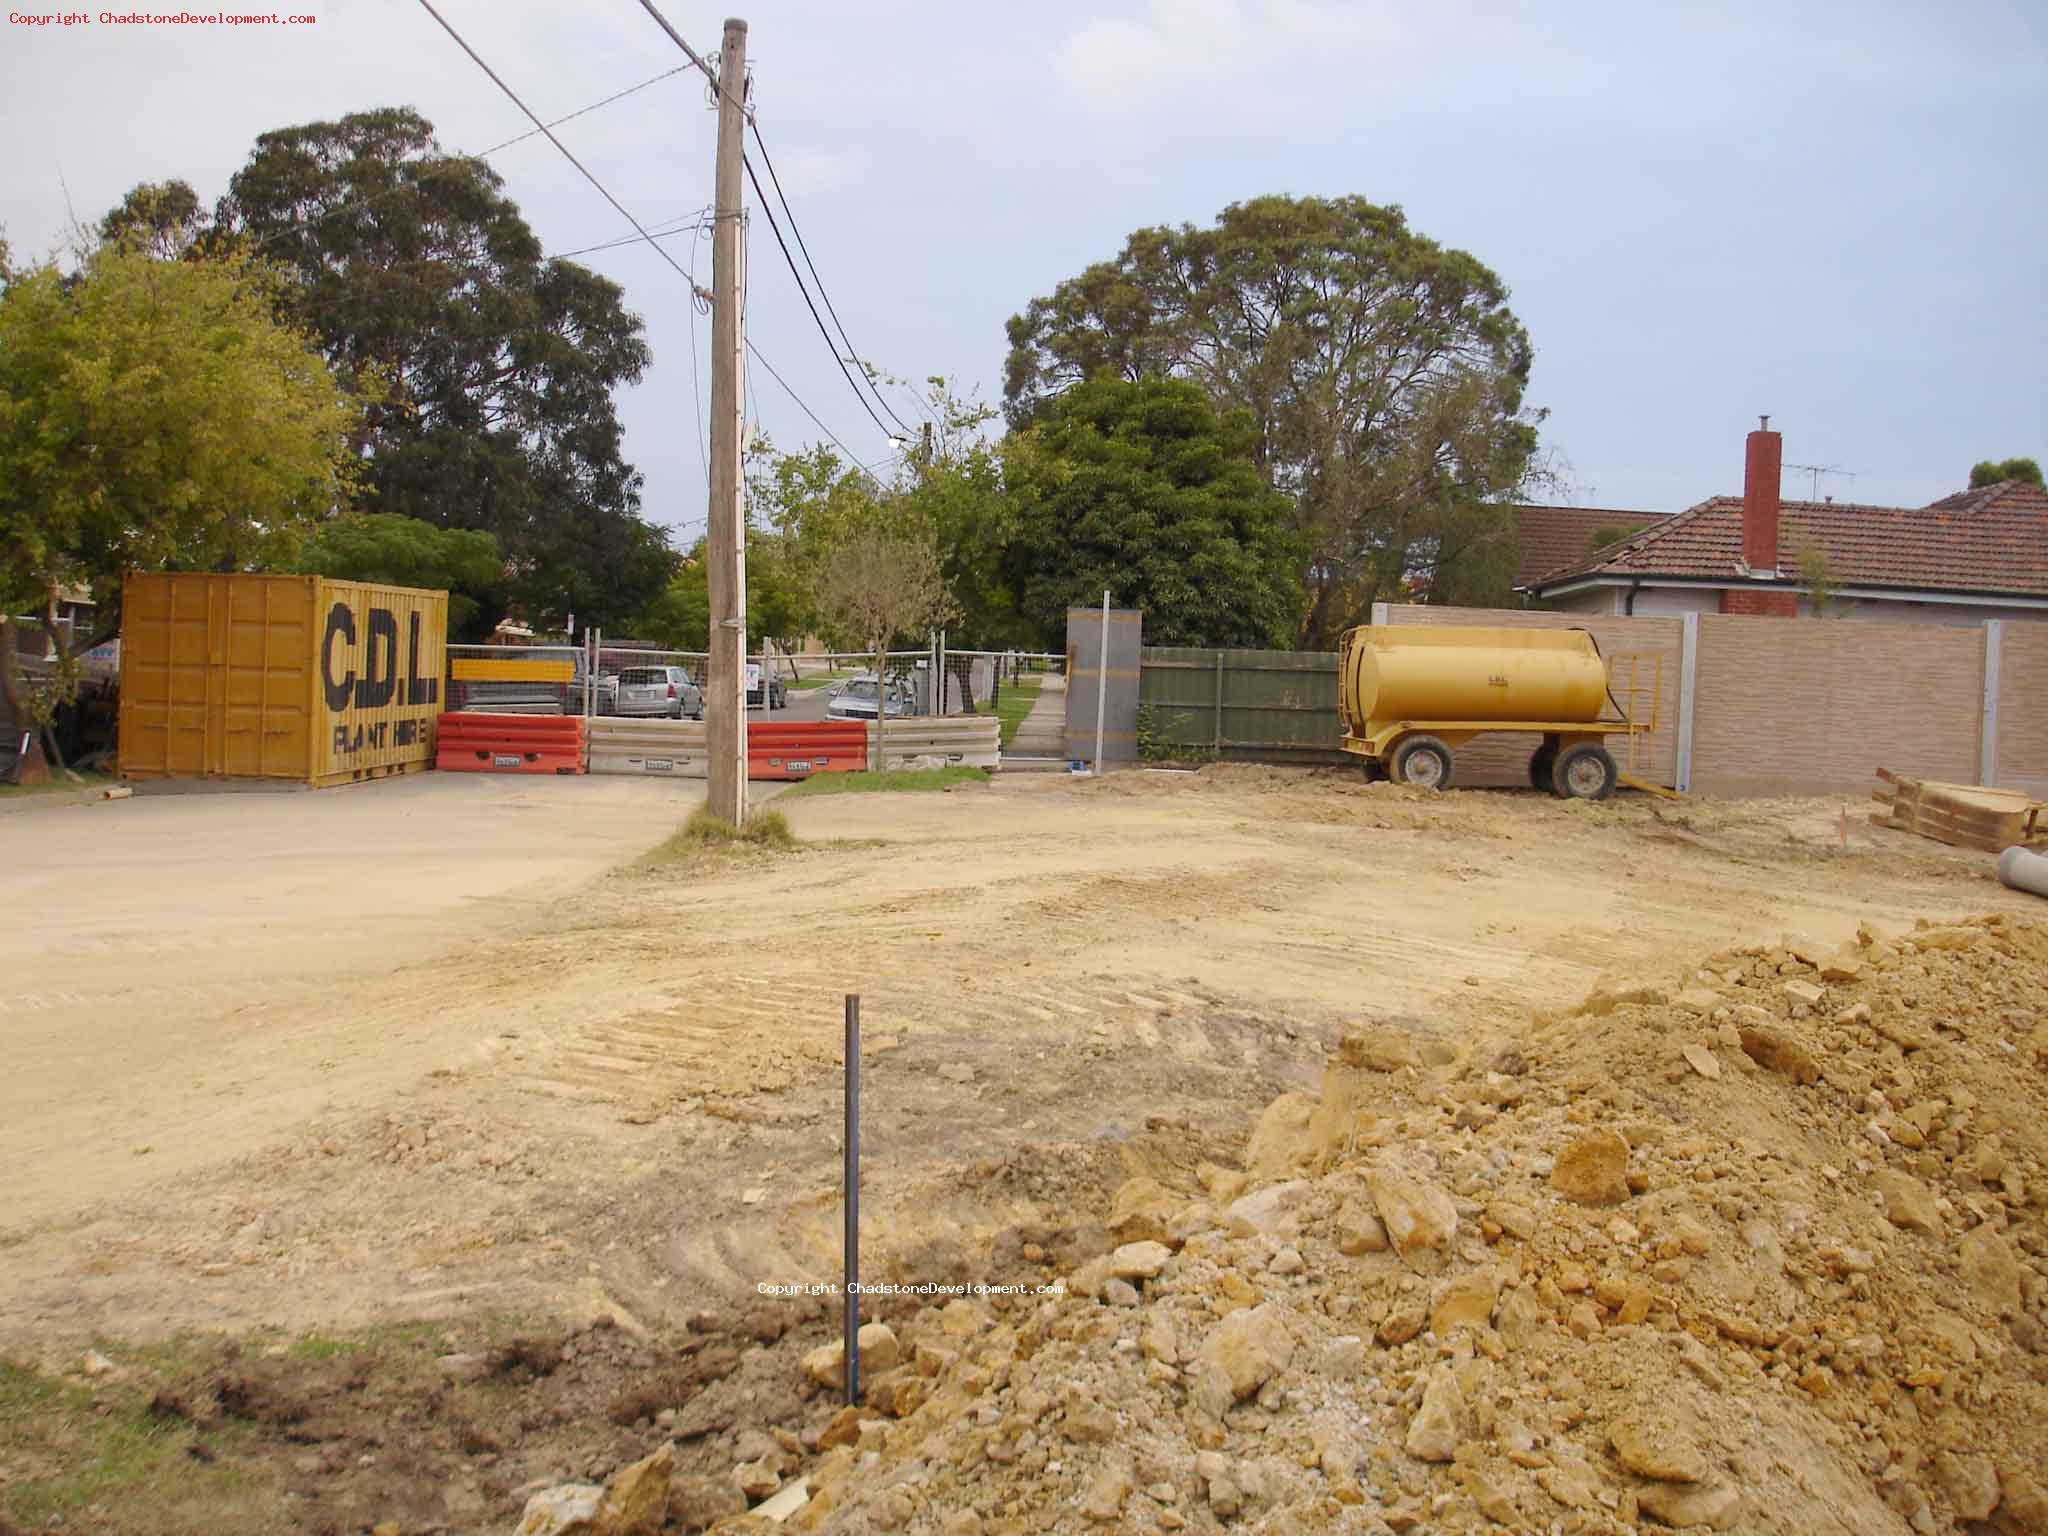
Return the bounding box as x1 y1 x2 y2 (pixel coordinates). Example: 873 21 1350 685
119 572 448 788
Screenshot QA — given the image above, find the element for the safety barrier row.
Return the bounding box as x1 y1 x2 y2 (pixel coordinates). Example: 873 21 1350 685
512 715 1002 779
436 712 587 775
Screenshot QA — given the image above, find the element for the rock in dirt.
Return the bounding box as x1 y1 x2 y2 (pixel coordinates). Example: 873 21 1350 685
1404 1365 1466 1462
1636 1479 1744 1530
1199 1303 1295 1400
1245 1093 1316 1179
1108 1177 1177 1243
515 1485 604 1536
1959 1225 2024 1315
857 1322 900 1375
1934 1452 2001 1522
1738 1022 1820 1083
801 1341 846 1390
1368 1165 1458 1264
1334 1196 1389 1255
1106 1240 1172 1281
1430 1268 1500 1335
1225 1180 1311 1241
1079 1463 1131 1522
1608 1404 1709 1483
1339 1029 1422 1072
1873 1170 1943 1236
1681 1043 1722 1080
601 1443 671 1534
1551 1131 1631 1205
733 1458 781 1502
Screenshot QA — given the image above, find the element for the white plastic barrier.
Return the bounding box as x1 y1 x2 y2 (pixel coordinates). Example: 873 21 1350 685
870 717 1001 771
586 717 708 777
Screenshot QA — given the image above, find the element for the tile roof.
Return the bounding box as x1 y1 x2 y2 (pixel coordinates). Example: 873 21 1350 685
1511 504 1669 588
1522 481 2048 598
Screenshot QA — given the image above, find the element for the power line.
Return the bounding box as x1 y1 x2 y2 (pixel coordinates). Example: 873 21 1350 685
630 0 899 453
554 210 710 261
634 0 747 115
414 0 871 471
247 64 692 258
745 118 917 437
742 151 897 443
748 337 864 466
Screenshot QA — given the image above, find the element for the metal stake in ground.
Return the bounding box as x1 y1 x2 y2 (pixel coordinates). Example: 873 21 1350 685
844 993 860 1407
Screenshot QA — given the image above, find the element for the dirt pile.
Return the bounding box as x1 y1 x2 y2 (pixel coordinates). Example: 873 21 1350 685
723 914 2046 1535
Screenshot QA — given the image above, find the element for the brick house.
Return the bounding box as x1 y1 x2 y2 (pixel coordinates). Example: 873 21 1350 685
1511 504 1669 591
1518 422 2048 625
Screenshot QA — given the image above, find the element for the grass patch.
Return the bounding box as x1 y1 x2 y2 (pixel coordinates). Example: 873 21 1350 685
785 665 862 692
0 1351 275 1534
671 805 798 849
993 676 1045 749
777 766 989 799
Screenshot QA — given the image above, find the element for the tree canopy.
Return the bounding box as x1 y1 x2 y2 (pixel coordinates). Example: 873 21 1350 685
295 513 505 640
0 243 363 731
1969 457 2043 489
104 106 677 630
1000 377 1301 648
1005 195 1540 642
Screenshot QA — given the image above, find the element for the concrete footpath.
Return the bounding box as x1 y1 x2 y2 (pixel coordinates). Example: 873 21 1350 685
1004 672 1068 769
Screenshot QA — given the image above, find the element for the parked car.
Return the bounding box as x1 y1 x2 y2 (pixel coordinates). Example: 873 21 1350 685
745 663 788 710
826 676 914 721
615 664 703 719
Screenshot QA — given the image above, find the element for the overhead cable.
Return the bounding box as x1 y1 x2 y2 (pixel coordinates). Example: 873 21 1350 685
746 117 918 437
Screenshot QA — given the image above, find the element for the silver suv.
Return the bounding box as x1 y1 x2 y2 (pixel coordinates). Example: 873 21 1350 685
615 665 703 719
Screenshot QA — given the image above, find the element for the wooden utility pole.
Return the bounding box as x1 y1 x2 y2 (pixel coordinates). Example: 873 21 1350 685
705 16 750 824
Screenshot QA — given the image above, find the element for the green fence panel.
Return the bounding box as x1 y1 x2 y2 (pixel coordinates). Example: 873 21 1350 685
1138 647 1345 763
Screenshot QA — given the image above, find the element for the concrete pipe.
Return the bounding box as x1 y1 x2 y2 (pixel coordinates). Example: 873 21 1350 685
1997 845 2048 899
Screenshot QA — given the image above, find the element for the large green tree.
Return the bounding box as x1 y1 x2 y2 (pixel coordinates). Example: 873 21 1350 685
1000 376 1301 648
1005 195 1540 642
1969 457 2043 489
104 107 675 630
295 512 505 640
0 243 362 754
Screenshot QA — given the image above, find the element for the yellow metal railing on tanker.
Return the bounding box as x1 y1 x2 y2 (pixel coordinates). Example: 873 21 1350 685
1603 652 1664 775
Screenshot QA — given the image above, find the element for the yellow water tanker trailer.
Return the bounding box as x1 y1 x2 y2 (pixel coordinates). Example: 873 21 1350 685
1337 625 1659 799
119 571 448 788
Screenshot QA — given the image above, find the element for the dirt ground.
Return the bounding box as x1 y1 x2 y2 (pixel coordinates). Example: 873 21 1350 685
0 766 2037 1533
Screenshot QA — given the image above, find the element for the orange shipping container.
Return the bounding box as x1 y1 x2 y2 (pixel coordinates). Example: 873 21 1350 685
118 571 448 788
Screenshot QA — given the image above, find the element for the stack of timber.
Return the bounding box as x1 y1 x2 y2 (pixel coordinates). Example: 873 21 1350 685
1871 768 2046 853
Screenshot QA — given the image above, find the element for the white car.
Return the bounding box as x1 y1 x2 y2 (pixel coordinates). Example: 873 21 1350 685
826 676 914 720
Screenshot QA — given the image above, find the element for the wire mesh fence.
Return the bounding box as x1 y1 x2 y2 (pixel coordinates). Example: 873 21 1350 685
443 639 1068 721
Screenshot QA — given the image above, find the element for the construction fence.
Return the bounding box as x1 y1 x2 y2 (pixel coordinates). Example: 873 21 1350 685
1129 606 2047 799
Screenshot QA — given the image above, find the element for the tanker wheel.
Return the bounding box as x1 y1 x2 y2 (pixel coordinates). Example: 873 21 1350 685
1390 734 1454 790
1528 742 1557 789
1552 743 1617 801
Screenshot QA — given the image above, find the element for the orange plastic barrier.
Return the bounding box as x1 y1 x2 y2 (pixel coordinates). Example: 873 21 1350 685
746 721 867 781
436 712 587 775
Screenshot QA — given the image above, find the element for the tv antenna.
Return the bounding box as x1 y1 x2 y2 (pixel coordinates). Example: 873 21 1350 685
1784 462 1856 501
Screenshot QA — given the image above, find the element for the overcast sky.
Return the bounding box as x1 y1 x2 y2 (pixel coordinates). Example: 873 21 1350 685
4 0 2044 542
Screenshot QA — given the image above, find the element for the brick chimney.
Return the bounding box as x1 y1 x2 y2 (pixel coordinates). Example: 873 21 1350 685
1741 415 1782 573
